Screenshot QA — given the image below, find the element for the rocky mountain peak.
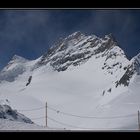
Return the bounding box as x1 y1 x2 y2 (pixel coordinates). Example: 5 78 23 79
11 55 28 63
0 55 28 82
103 33 118 46
0 103 33 124
67 31 85 39
35 32 128 73
0 32 133 86
131 53 140 75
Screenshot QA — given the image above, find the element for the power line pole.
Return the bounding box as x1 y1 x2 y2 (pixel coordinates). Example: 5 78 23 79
138 110 140 131
46 102 47 127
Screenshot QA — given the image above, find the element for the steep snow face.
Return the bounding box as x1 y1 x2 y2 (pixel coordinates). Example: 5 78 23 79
0 103 33 124
33 32 131 92
34 32 129 76
0 55 40 83
2 55 28 72
0 119 47 130
114 53 140 88
0 55 29 82
0 32 130 85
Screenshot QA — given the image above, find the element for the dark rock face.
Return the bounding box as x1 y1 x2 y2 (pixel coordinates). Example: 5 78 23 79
0 104 33 124
94 39 115 55
107 88 112 93
35 32 120 72
133 54 140 75
115 53 140 88
115 64 135 87
26 76 32 86
50 51 92 71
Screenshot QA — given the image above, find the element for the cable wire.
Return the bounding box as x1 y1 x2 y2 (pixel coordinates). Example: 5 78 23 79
47 105 137 119
17 106 45 112
47 116 121 130
16 104 137 119
47 116 85 129
30 116 45 120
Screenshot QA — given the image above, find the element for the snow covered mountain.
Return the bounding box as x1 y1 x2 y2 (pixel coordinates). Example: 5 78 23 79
0 55 29 82
0 102 33 124
0 119 46 130
0 31 140 130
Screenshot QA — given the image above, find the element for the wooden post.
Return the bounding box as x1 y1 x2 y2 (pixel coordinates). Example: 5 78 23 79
138 110 140 131
46 102 47 127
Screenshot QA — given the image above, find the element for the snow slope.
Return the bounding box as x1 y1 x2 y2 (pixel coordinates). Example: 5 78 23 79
0 32 140 130
0 119 47 130
0 103 33 124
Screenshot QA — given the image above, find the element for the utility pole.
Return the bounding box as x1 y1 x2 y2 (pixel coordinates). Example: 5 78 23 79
46 102 47 127
138 110 140 131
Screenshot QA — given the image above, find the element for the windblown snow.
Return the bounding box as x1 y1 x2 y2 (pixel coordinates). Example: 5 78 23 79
0 31 140 130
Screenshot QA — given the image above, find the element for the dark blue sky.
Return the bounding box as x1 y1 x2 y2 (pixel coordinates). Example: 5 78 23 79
0 9 140 70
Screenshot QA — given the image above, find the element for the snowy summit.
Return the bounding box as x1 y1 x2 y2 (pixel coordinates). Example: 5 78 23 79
0 32 140 130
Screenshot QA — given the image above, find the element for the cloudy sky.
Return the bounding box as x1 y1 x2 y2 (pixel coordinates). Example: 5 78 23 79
0 9 140 69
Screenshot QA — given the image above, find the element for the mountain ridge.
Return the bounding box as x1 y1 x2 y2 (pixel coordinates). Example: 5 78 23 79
0 32 140 130
0 32 138 87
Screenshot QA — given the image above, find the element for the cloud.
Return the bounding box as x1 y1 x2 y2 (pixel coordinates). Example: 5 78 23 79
72 10 136 37
0 10 140 69
0 10 51 69
0 10 49 42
